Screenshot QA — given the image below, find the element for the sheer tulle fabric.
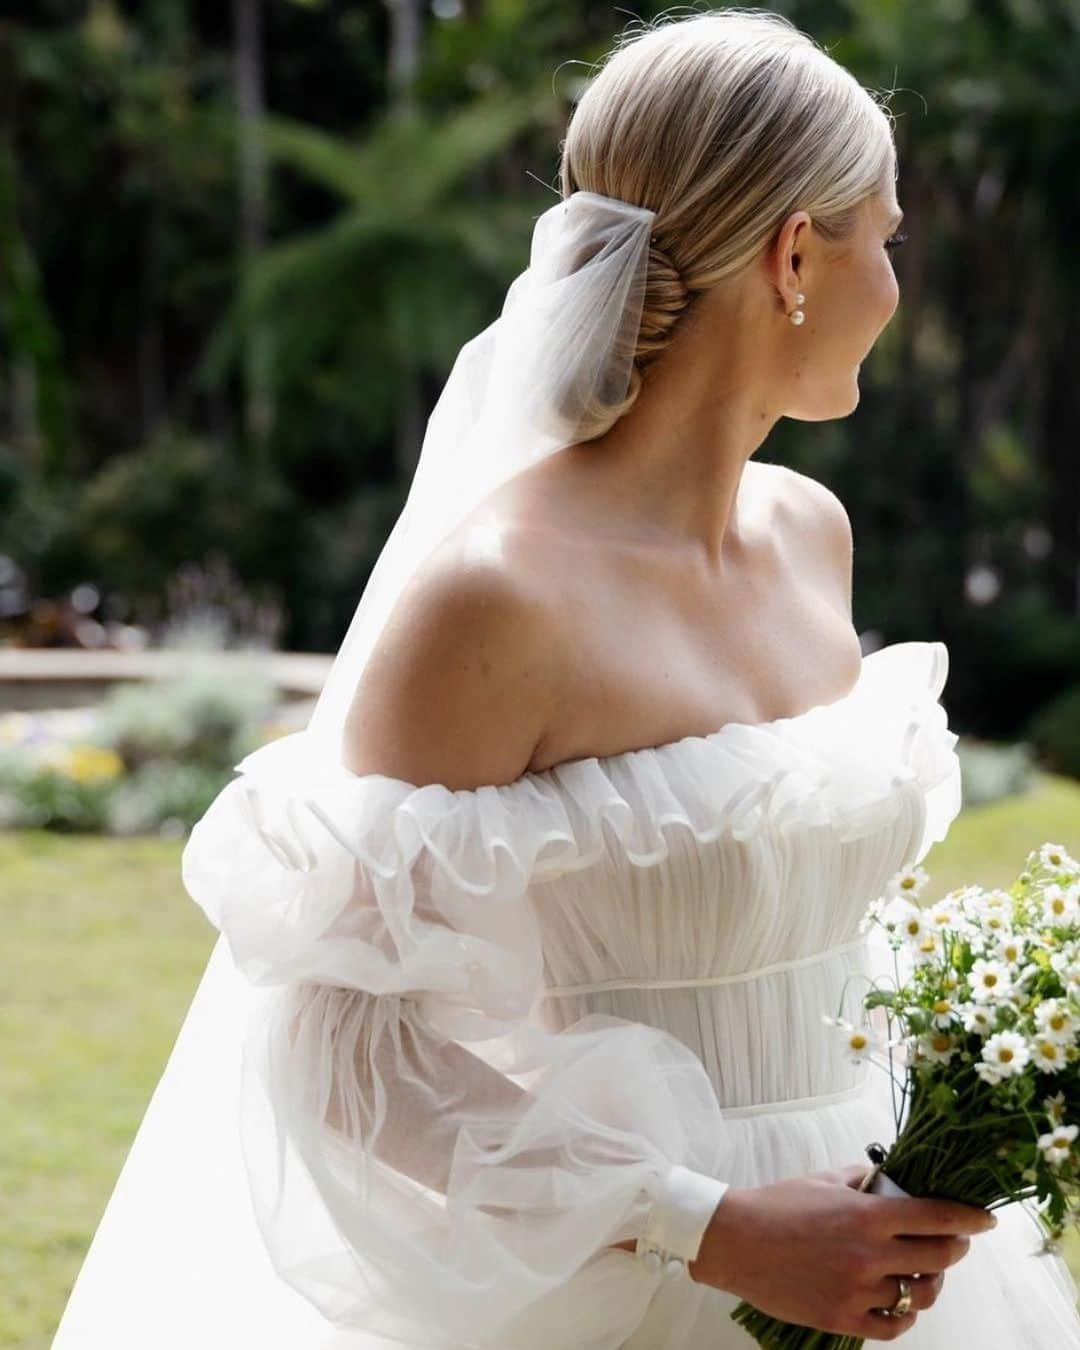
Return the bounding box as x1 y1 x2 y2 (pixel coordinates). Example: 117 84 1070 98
303 190 655 765
171 640 957 1347
52 639 1080 1347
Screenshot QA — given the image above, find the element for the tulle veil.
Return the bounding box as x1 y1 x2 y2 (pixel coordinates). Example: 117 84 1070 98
50 189 662 1347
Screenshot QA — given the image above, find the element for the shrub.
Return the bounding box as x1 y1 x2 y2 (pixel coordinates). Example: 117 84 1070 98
94 666 276 772
1026 684 1080 782
0 754 115 832
956 736 1036 807
107 760 234 837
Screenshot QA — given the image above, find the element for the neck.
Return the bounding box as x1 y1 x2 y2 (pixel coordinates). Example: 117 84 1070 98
564 288 784 568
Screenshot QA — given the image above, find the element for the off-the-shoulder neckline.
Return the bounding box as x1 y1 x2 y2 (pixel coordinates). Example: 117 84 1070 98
263 639 947 801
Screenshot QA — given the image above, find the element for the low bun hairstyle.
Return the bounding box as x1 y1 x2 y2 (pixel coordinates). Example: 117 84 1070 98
557 7 898 430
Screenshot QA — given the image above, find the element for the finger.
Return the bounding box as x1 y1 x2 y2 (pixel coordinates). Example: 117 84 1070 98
869 1196 997 1236
870 1271 943 1313
875 1234 970 1273
856 1306 918 1341
838 1162 877 1189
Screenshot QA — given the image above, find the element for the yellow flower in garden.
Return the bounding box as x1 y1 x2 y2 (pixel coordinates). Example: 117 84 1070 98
53 745 125 784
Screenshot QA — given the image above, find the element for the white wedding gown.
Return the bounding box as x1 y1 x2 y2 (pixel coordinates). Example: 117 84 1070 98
52 639 1080 1348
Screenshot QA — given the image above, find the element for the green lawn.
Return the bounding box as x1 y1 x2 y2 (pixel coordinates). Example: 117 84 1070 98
2 773 1079 1348
0 831 216 1349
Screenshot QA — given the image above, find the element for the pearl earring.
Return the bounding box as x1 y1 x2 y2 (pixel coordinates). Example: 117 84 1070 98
790 292 806 326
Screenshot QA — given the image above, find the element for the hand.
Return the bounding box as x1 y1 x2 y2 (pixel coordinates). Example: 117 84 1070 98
686 1163 997 1341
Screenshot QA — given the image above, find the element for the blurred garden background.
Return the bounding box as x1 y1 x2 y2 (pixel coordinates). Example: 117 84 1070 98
1 1 1079 1345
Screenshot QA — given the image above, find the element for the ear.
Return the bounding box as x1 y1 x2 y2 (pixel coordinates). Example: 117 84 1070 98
764 208 813 314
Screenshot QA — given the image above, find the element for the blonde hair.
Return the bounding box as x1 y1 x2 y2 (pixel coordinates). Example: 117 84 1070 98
557 7 897 431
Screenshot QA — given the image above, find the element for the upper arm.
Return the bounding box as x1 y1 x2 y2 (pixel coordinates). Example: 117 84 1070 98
778 467 854 620
341 548 563 790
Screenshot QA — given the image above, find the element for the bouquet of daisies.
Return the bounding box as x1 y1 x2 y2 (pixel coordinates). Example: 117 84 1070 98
730 840 1080 1349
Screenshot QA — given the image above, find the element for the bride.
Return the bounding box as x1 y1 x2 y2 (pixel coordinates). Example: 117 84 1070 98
52 10 1080 1349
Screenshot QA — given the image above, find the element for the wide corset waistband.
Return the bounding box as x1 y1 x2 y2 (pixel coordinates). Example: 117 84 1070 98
540 932 868 999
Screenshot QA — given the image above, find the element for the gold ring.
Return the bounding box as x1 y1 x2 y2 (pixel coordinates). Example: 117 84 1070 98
883 1276 913 1317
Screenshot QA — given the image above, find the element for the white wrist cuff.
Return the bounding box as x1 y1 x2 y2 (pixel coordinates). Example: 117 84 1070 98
636 1164 731 1278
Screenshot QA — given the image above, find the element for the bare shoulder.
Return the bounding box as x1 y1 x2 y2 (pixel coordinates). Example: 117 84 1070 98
764 462 851 534
341 523 565 790
762 462 853 613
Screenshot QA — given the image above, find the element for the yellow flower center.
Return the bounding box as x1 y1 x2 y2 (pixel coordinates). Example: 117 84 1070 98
933 1000 952 1015
932 1035 952 1053
983 973 999 988
998 1048 1015 1063
1039 1043 1060 1060
1049 1014 1067 1031
849 1033 868 1051
905 920 920 935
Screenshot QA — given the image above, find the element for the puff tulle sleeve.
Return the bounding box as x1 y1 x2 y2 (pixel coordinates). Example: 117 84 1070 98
180 730 733 1349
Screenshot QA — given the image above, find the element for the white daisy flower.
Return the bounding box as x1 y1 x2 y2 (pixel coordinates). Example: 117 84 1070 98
918 1030 958 1065
1042 884 1079 927
969 957 1014 1003
1037 1122 1079 1165
961 1004 996 1037
925 900 975 939
1032 1039 1068 1074
880 897 926 944
955 884 987 908
966 888 1014 924
929 997 959 1029
911 929 944 966
975 1060 1003 1087
979 1030 1031 1079
994 933 1026 968
820 1013 880 1065
1040 843 1076 875
1034 999 1077 1046
884 865 930 902
978 907 1013 937
1043 1090 1067 1123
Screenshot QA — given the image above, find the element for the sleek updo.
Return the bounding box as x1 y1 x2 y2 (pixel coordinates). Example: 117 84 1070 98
557 7 897 430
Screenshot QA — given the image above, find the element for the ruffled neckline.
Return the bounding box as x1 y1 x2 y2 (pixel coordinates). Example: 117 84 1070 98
184 638 962 995
213 639 960 891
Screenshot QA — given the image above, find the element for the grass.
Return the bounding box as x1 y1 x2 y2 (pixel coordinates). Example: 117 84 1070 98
0 831 216 1349
2 771 1079 1347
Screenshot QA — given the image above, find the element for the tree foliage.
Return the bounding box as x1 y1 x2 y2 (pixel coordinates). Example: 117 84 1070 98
0 0 1077 743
